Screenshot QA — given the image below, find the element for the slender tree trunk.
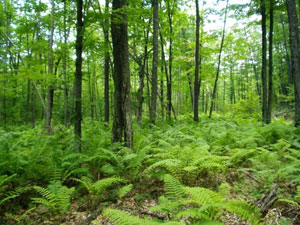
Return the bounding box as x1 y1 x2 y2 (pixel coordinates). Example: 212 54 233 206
104 0 110 123
111 0 133 147
167 1 173 120
150 0 159 124
46 0 55 131
209 0 229 118
286 0 300 127
160 68 164 117
137 31 149 121
280 15 292 84
63 0 69 126
261 0 268 124
74 0 84 152
194 0 200 121
266 0 274 124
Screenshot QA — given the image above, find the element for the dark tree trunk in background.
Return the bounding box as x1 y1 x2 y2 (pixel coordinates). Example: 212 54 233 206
63 0 69 126
209 0 228 118
261 0 268 124
111 0 133 147
266 0 274 124
74 0 84 152
280 15 293 84
104 0 110 123
286 0 300 127
136 30 149 121
167 1 173 120
46 0 55 131
150 0 159 124
194 0 200 122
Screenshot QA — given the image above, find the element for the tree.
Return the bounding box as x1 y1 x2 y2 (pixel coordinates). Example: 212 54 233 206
209 0 229 118
111 0 133 147
260 0 267 124
150 0 159 124
286 0 300 127
193 0 200 122
266 0 274 124
74 0 84 152
45 0 55 131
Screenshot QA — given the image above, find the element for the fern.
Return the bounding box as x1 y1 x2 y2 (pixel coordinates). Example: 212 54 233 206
32 181 74 213
223 200 262 225
103 208 185 225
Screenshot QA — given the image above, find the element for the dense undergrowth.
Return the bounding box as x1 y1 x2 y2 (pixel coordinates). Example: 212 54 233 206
1 114 300 224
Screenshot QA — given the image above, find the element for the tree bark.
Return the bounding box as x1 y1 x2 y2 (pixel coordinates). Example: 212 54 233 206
46 0 55 131
193 0 200 121
266 0 274 124
150 0 159 124
74 0 84 152
166 1 174 120
111 0 133 147
63 0 69 126
286 0 300 127
104 0 110 123
261 0 268 124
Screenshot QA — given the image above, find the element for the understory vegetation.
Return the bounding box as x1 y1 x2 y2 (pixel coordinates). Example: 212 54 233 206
1 114 300 225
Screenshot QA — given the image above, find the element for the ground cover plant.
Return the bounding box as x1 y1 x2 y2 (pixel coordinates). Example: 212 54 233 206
0 115 300 224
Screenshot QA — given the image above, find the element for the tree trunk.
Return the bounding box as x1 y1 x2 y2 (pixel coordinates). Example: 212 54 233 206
74 0 84 152
46 0 55 131
150 0 159 124
280 15 293 84
286 0 300 127
167 1 173 120
209 0 228 118
261 0 268 124
266 0 274 124
104 0 110 123
193 0 200 121
111 0 133 147
63 0 69 126
137 31 149 121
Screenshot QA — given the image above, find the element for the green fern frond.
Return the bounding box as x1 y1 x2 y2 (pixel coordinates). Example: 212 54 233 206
223 200 262 225
118 184 133 198
145 159 181 174
91 177 125 195
32 182 74 212
183 187 225 205
103 208 184 225
164 174 185 200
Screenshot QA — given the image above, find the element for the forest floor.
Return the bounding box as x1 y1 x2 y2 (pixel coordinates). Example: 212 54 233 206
1 114 300 224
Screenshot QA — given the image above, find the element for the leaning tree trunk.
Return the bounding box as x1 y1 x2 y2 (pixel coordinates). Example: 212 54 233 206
74 0 84 152
286 0 300 127
266 0 274 124
111 0 133 147
150 0 159 124
261 0 268 124
193 0 200 122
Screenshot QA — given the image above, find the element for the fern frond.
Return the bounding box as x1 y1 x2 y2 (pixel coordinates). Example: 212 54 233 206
91 177 125 195
118 184 133 198
183 187 225 206
164 174 185 200
103 209 184 225
223 200 262 225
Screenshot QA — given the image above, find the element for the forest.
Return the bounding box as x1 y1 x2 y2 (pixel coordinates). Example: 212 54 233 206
1 0 300 224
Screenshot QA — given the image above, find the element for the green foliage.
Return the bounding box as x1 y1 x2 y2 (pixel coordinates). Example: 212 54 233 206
31 181 74 213
103 208 185 225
